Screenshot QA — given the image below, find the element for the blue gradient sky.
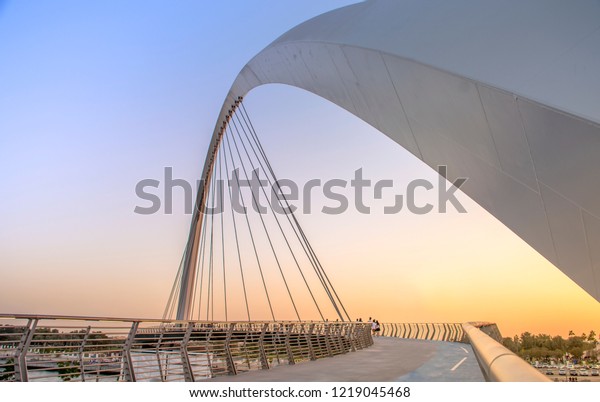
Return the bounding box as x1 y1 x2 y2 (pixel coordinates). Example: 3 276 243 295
1 1 598 337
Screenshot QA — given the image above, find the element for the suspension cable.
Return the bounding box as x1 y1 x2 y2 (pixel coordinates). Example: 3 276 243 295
230 116 325 321
223 128 276 321
166 100 352 322
206 154 218 321
238 102 351 321
235 113 342 319
217 146 228 321
163 251 185 320
228 120 301 321
195 187 211 320
222 130 251 321
233 110 338 308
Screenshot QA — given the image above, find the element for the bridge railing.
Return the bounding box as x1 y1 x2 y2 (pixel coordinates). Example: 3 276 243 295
462 323 549 382
0 314 373 382
379 322 466 343
378 322 548 381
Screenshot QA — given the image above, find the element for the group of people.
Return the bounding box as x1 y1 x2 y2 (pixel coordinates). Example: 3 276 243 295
370 318 381 336
356 317 381 336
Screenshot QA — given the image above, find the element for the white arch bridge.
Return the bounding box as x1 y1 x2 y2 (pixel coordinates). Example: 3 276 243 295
194 0 600 308
4 0 599 382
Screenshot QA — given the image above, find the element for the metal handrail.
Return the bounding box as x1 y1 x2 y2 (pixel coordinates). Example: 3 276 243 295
0 313 338 324
462 323 549 382
379 322 467 343
0 315 373 382
379 322 549 381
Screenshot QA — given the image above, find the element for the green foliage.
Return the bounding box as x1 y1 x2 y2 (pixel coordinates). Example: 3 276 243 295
0 358 15 381
56 360 80 382
502 330 598 363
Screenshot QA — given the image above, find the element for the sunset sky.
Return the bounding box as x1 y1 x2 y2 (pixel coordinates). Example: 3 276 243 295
1 0 598 338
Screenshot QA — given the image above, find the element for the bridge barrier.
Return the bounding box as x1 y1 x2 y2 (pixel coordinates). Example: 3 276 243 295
379 321 548 381
379 322 466 343
462 323 549 382
0 314 373 382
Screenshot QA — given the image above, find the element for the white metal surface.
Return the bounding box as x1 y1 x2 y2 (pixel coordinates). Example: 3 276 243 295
200 0 600 302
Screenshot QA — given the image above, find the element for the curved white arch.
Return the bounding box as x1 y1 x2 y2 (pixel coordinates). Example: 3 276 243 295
185 0 600 315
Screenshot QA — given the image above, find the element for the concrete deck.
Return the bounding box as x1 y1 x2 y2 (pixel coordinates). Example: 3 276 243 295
205 337 484 382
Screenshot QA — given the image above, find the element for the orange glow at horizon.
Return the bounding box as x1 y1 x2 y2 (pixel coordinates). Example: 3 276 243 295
1 85 599 340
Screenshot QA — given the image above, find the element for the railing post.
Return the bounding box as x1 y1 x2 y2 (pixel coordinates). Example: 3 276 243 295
348 324 357 352
306 323 317 359
79 326 91 382
205 326 215 377
330 324 338 355
242 328 251 370
361 323 372 347
122 321 139 382
284 323 295 365
180 322 195 382
458 324 467 343
335 324 346 354
424 323 431 340
354 324 364 350
324 324 333 357
258 323 269 369
155 326 166 381
14 318 37 382
225 323 237 375
333 324 342 354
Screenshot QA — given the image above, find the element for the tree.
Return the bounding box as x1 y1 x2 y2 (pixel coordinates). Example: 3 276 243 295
588 330 597 346
520 332 535 350
570 347 584 360
551 335 565 352
506 330 598 363
502 337 519 353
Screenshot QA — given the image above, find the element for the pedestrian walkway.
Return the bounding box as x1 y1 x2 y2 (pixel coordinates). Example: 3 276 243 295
396 340 483 381
204 337 484 382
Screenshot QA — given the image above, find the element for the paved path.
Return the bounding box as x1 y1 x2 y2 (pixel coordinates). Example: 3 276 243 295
397 341 482 381
205 337 484 382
